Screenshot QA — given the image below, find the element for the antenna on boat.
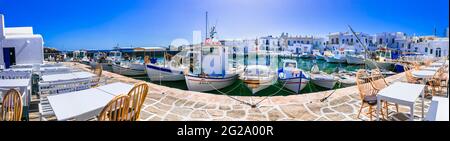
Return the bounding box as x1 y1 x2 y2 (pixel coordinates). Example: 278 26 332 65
347 25 380 70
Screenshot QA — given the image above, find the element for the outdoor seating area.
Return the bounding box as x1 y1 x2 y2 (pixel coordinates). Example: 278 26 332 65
1 62 151 121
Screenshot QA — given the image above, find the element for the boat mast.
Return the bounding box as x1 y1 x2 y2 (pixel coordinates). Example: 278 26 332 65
348 25 380 70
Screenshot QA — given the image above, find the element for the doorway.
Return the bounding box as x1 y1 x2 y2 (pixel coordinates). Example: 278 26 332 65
3 47 16 68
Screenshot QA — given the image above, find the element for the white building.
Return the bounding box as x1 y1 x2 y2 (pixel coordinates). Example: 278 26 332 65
0 14 44 69
279 33 326 52
411 36 449 58
326 32 374 53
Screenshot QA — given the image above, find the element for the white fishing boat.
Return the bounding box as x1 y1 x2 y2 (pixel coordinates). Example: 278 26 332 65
185 64 244 92
278 59 310 93
333 71 357 87
309 64 338 89
313 50 325 60
344 50 365 65
112 58 146 76
89 52 111 70
240 65 277 94
325 48 347 63
365 48 396 70
185 22 245 92
146 52 189 81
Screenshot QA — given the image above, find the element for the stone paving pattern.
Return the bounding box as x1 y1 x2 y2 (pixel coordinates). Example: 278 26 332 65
28 62 448 121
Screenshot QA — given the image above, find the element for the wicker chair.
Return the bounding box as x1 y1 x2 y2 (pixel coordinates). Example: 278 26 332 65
404 64 421 84
98 95 130 121
356 70 384 121
426 67 444 96
92 64 103 87
127 82 149 121
370 69 399 117
1 89 23 121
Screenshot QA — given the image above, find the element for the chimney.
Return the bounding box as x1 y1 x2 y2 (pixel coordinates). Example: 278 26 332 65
0 14 5 38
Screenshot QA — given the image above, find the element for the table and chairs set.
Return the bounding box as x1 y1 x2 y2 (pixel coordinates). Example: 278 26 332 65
356 59 449 121
2 63 149 121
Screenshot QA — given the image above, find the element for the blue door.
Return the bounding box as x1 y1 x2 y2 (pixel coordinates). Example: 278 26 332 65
3 47 16 69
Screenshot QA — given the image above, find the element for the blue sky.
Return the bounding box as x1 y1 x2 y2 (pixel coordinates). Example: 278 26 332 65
1 0 448 50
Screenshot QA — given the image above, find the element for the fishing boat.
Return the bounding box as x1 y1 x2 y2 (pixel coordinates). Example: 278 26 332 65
278 59 310 93
89 52 110 70
324 48 347 63
333 70 357 87
346 50 365 65
309 63 338 89
111 57 146 76
240 65 277 94
313 50 324 60
365 47 396 70
184 20 245 92
146 51 189 81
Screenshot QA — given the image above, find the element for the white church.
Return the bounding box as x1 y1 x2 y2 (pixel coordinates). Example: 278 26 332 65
0 14 44 69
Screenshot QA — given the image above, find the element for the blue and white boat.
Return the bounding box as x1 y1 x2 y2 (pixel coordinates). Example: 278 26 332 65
278 59 310 94
145 52 189 81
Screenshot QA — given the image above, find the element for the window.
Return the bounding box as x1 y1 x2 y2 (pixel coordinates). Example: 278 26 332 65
342 39 345 44
307 41 310 44
408 44 411 49
425 47 428 53
392 38 395 44
365 38 368 43
379 39 383 44
351 38 354 43
301 41 304 44
430 49 433 54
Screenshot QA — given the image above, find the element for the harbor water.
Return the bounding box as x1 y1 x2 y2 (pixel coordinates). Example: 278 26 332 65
132 55 364 96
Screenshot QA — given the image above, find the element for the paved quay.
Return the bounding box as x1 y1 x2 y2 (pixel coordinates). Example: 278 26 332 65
28 62 447 121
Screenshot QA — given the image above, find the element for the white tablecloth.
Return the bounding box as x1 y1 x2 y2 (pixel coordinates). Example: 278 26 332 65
422 67 441 71
377 82 426 121
412 70 436 79
47 82 133 121
42 72 95 82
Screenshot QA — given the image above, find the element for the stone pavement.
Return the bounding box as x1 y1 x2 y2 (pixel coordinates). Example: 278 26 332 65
28 62 447 121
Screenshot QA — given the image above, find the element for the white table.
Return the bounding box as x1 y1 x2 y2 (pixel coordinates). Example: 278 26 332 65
47 82 133 121
422 67 441 71
412 70 436 81
425 97 449 121
41 71 95 82
430 62 444 67
377 82 426 121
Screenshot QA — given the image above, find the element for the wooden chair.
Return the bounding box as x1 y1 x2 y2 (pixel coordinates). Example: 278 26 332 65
1 89 23 121
404 64 421 84
98 95 130 121
427 67 444 96
424 60 432 67
92 64 103 87
412 62 422 70
356 70 384 121
370 69 399 117
127 82 149 121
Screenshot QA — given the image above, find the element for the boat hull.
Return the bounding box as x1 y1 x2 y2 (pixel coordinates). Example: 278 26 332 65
146 64 185 81
242 76 276 94
325 56 347 63
185 75 237 92
364 60 395 70
279 77 309 93
89 62 112 71
112 64 146 76
315 55 325 60
310 74 337 89
346 56 365 65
